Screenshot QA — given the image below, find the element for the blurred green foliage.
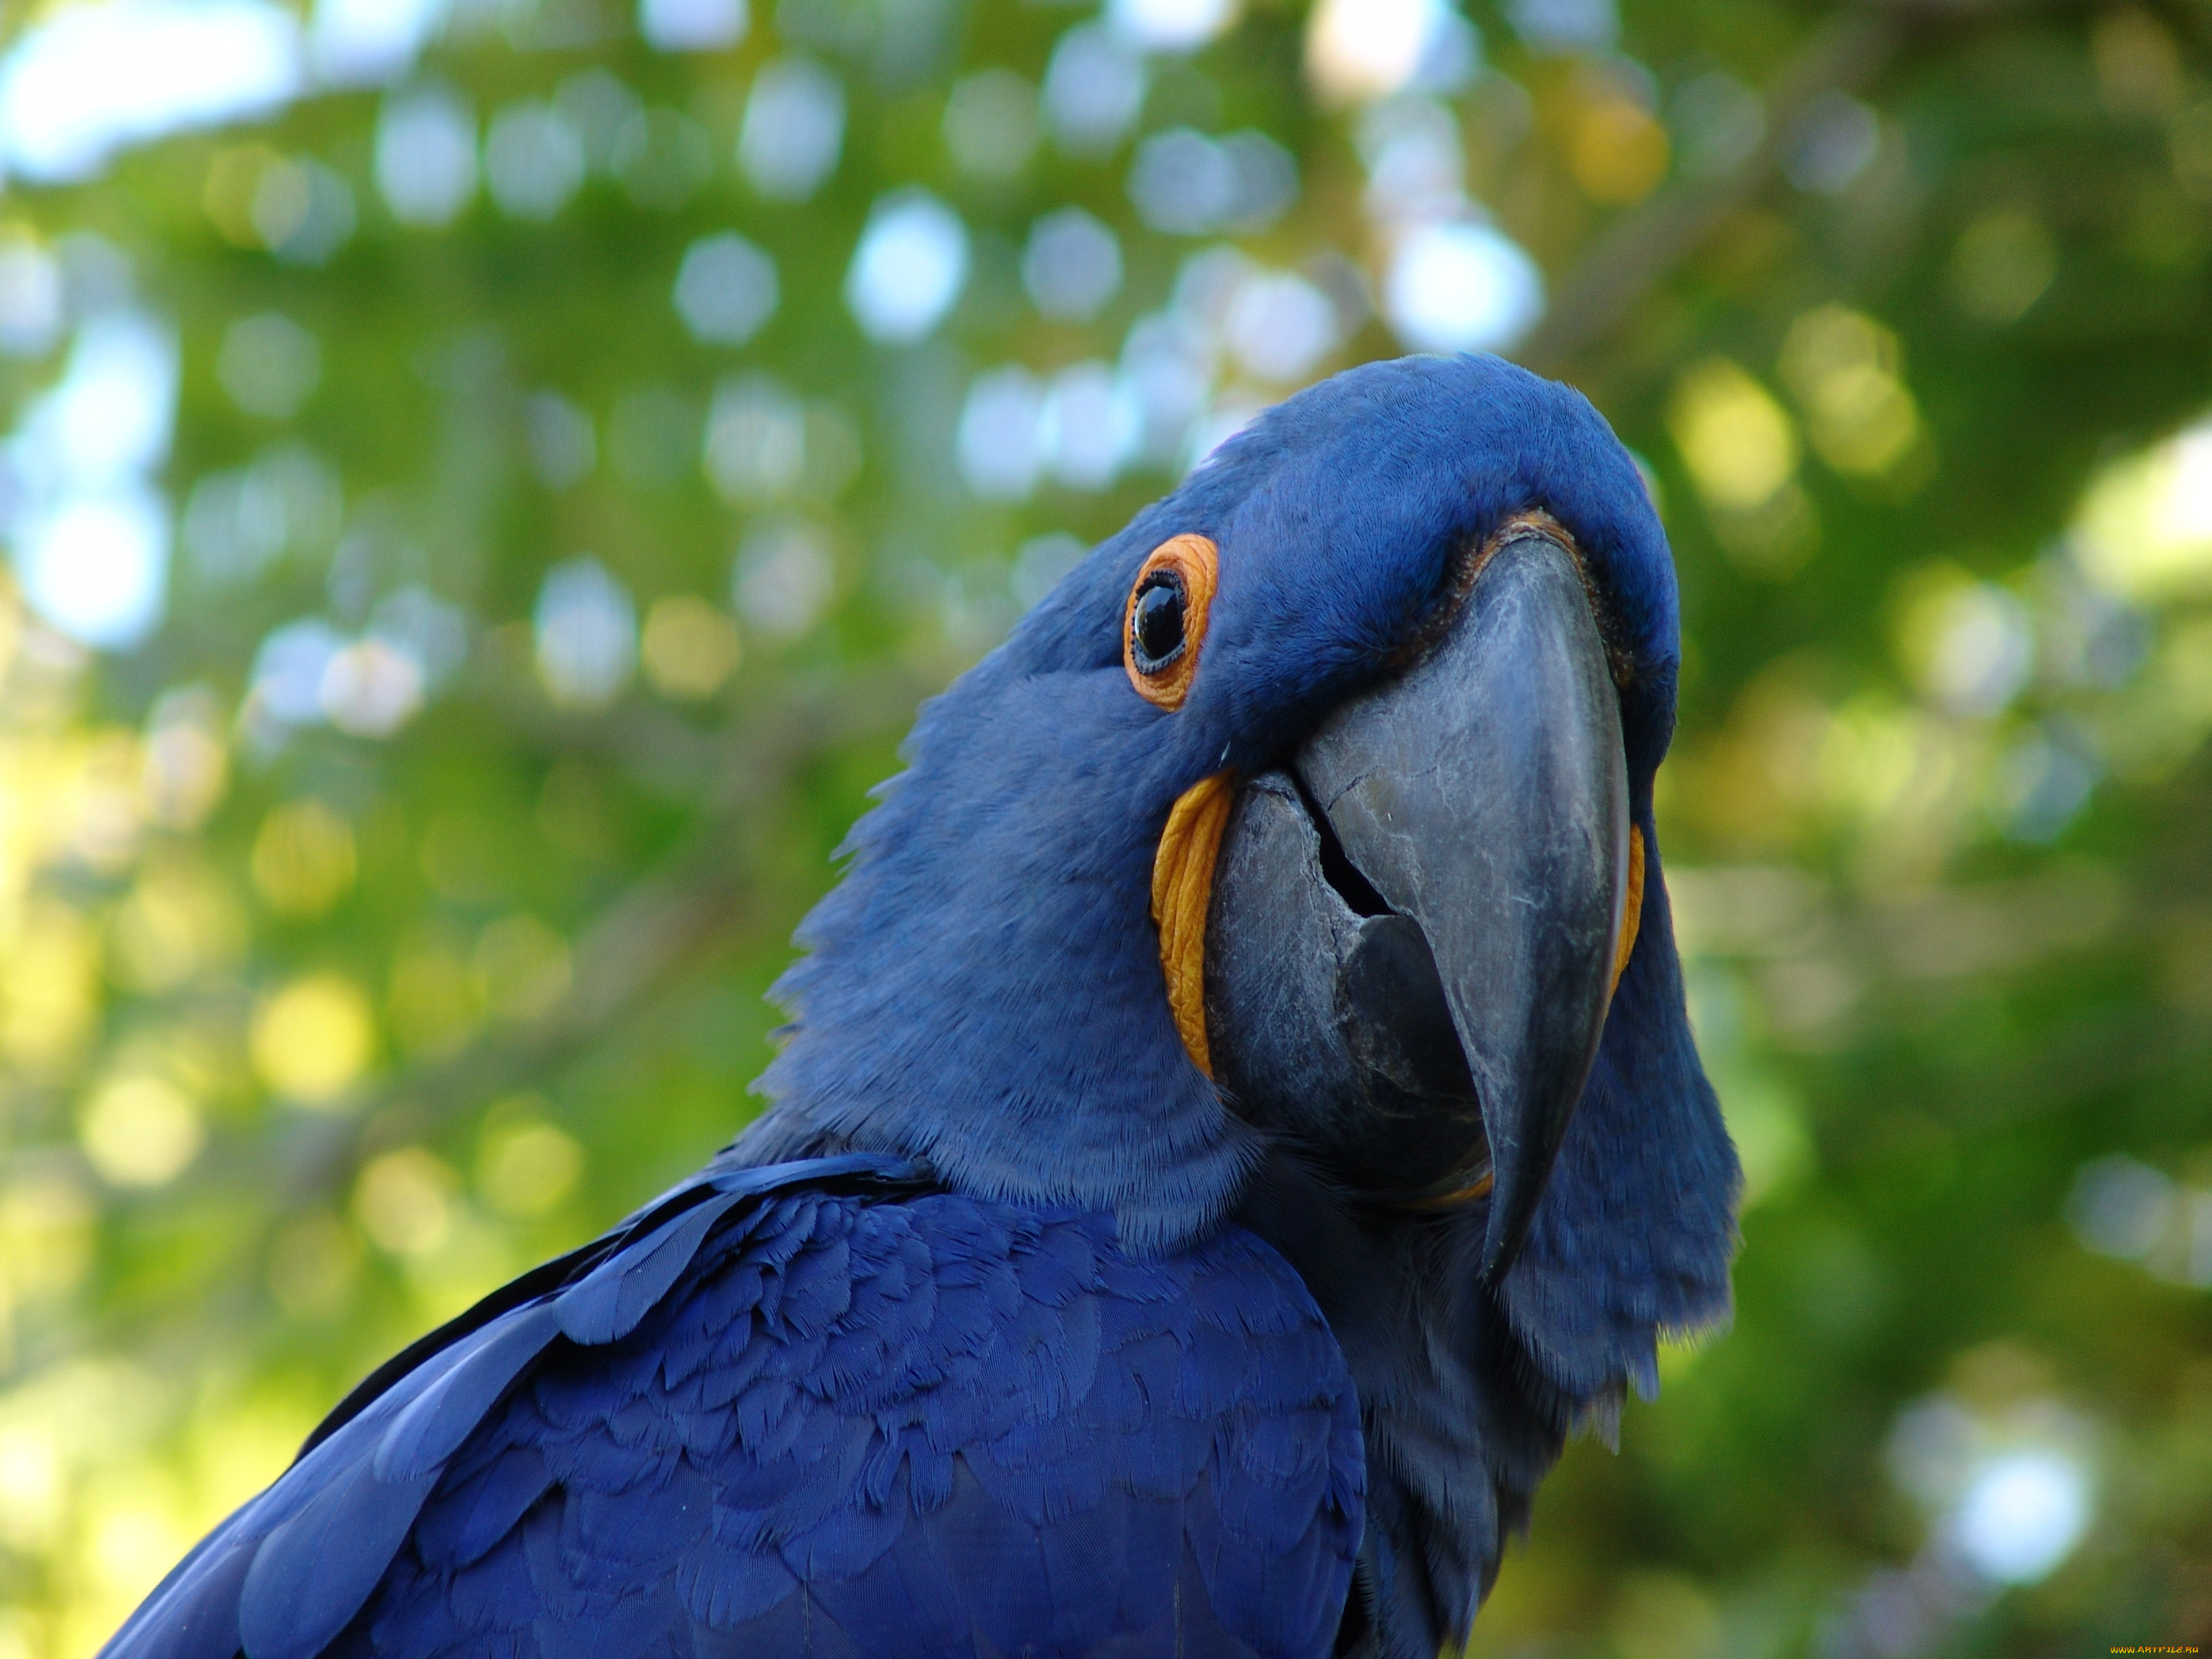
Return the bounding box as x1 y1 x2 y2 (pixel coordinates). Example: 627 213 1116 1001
0 0 2207 1654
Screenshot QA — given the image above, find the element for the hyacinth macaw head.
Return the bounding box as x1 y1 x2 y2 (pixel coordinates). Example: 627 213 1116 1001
761 352 1736 1349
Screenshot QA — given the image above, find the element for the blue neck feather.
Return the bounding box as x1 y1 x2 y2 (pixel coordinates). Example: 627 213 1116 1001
752 528 1262 1250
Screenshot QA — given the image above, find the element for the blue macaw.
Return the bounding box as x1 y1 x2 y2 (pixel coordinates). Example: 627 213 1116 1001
107 354 1738 1659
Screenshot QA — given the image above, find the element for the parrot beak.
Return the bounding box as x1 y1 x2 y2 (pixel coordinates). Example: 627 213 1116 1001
1204 521 1631 1282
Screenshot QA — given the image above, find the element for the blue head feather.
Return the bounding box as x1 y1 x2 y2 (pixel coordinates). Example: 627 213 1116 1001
756 353 1727 1267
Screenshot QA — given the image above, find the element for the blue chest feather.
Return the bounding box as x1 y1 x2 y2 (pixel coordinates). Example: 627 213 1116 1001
106 1157 1364 1659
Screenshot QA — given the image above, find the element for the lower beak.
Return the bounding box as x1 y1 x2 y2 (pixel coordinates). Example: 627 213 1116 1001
1205 523 1630 1281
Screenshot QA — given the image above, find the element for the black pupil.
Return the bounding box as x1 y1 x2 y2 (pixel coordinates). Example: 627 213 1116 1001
1132 574 1187 672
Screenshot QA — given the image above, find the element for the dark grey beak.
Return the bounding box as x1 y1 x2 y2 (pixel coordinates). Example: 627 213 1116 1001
1205 525 1630 1280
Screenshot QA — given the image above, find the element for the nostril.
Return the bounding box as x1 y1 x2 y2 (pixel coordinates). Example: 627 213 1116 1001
1290 773 1393 918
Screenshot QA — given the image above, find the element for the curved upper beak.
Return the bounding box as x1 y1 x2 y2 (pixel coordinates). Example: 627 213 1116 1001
1205 524 1630 1281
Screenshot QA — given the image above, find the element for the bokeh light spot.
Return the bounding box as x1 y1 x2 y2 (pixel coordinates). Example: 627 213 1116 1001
1128 128 1297 236
1897 577 2034 718
737 56 844 200
1778 304 1925 478
0 0 302 183
943 68 1040 178
2074 418 2212 599
484 101 586 221
1042 362 1140 490
248 156 356 264
1951 1449 2091 1583
1950 207 2057 325
251 974 374 1106
319 636 426 737
638 0 747 52
1572 100 1668 205
2066 1155 2177 1260
0 234 64 357
958 367 1047 501
703 373 806 504
1507 0 1616 54
251 799 357 917
80 1075 204 1189
311 0 445 86
374 85 477 226
1223 271 1337 384
1305 0 1462 105
1671 70 1764 178
1667 359 1798 512
142 691 230 827
1043 24 1146 157
217 312 321 419
112 852 246 993
1108 0 1240 54
1023 209 1123 323
1786 92 1880 194
734 520 835 638
674 232 779 345
642 594 741 699
478 1113 586 1218
535 557 638 710
16 491 169 650
353 1147 458 1257
1382 220 1544 354
844 191 969 344
525 391 597 490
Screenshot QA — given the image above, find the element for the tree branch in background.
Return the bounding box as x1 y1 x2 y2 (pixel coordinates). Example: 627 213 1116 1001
1521 3 1925 375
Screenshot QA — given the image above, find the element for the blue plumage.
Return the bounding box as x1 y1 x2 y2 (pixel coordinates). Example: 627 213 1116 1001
114 1157 1363 1659
108 354 1737 1659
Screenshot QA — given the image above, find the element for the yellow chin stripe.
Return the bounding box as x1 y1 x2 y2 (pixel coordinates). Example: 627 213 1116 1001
1401 1171 1496 1212
1151 771 1236 1078
1612 824 1645 998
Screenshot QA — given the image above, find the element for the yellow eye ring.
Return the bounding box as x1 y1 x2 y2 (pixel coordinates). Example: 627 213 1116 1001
1123 534 1218 712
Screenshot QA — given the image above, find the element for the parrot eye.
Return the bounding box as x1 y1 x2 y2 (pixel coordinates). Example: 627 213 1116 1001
1123 533 1218 711
1131 573 1187 670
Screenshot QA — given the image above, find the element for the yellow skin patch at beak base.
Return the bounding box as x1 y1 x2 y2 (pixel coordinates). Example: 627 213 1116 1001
1612 824 1645 996
1151 771 1236 1078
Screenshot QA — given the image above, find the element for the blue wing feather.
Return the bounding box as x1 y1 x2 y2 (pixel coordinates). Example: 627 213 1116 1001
104 1155 1364 1659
